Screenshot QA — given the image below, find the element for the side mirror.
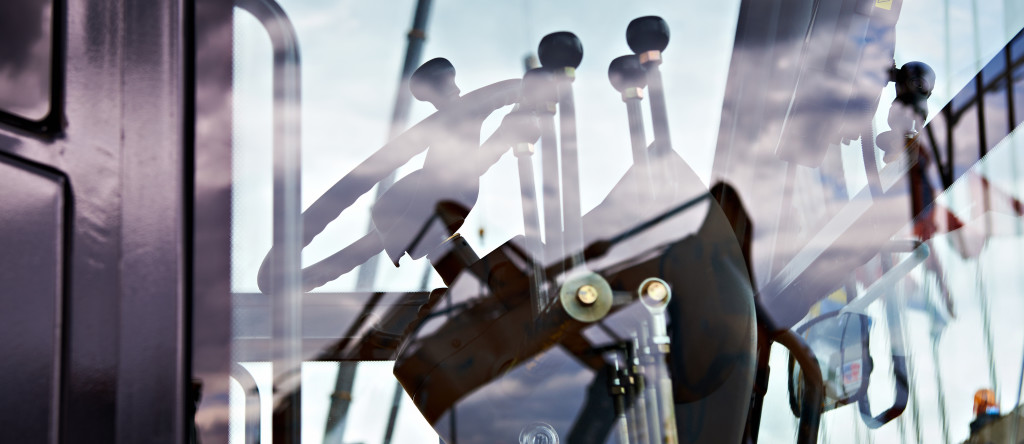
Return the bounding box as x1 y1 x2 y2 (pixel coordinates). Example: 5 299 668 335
788 311 870 413
787 301 909 429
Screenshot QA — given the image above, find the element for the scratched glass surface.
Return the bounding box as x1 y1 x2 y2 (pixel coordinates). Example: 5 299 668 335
207 1 1024 443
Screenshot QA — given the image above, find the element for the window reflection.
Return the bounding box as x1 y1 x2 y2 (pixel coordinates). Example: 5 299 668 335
196 1 1024 443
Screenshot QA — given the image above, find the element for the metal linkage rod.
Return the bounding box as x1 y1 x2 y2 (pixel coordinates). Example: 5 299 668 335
610 356 632 444
627 335 651 444
639 280 678 444
639 325 664 444
505 96 546 315
522 67 564 279
540 106 563 263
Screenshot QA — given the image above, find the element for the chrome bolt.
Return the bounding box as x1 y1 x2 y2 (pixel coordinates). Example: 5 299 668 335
644 280 668 302
576 284 599 305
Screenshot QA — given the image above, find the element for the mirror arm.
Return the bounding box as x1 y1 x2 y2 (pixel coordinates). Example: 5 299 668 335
857 279 910 429
881 239 923 253
839 243 929 315
857 355 909 428
776 330 823 444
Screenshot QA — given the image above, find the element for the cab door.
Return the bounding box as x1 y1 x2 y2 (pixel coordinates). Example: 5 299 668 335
0 0 188 442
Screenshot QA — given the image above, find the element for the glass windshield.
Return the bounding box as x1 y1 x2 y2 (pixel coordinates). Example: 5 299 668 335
193 1 1024 443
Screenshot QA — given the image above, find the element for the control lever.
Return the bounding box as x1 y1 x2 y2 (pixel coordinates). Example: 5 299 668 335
536 32 616 324
409 57 461 109
504 83 547 315
627 16 676 190
608 54 656 202
538 31 586 268
521 67 564 275
876 61 935 163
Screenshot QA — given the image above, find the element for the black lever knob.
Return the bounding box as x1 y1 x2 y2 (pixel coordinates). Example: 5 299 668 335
608 55 647 93
894 61 935 99
538 31 583 70
410 57 461 109
626 16 670 55
893 61 935 117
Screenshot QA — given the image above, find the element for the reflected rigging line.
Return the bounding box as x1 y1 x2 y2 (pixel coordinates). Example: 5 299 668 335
325 2 434 444
354 0 434 292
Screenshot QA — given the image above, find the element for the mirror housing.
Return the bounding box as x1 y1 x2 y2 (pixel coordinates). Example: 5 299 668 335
787 295 909 429
788 310 870 413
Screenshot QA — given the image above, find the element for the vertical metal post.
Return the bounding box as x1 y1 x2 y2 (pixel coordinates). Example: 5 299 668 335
382 381 405 444
233 1 304 441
